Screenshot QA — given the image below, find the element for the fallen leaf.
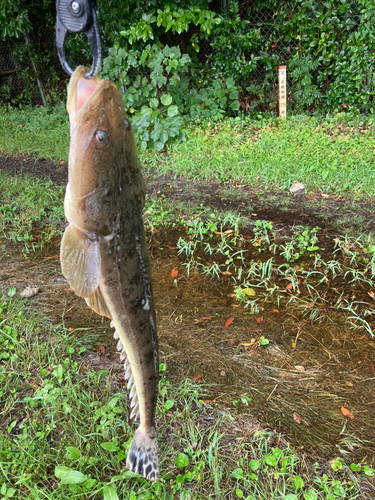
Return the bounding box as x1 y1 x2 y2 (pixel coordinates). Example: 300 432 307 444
250 346 258 355
341 407 354 420
227 339 239 346
286 283 293 290
270 309 279 314
345 382 353 387
194 317 212 323
66 287 73 291
98 346 105 354
293 413 302 424
246 328 263 333
294 365 305 372
220 370 226 377
191 373 204 381
214 230 234 235
225 317 235 328
243 288 255 296
365 363 375 374
202 399 213 404
297 301 315 309
256 317 263 323
68 327 74 332
221 271 232 276
368 291 375 299
171 267 178 278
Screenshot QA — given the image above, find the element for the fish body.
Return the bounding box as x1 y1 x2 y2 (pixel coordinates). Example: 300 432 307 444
61 66 159 481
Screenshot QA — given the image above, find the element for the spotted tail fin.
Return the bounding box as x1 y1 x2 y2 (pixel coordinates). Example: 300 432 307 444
126 426 159 482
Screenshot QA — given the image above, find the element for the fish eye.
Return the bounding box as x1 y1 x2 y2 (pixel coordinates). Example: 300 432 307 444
95 130 109 143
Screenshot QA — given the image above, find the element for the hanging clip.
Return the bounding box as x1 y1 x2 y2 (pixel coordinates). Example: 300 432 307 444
56 0 101 79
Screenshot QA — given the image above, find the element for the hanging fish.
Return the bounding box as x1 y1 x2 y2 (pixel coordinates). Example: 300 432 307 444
61 66 159 481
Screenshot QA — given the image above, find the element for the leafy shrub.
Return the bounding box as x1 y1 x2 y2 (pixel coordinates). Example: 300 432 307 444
203 1 260 83
102 41 239 150
249 0 375 113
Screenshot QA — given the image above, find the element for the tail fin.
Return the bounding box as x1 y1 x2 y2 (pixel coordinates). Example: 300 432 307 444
126 426 159 482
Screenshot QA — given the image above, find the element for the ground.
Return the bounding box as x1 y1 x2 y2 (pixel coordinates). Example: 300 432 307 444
1 153 375 498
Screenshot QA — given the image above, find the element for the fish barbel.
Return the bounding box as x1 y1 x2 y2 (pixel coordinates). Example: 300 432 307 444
60 66 159 481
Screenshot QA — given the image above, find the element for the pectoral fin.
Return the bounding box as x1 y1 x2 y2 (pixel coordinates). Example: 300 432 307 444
85 287 111 319
61 224 100 298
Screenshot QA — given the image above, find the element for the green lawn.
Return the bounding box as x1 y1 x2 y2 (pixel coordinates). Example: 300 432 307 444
1 106 374 198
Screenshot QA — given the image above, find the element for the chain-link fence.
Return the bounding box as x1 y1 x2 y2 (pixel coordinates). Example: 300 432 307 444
0 0 371 113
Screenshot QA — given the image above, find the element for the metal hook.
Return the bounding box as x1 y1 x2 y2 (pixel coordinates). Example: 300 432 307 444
56 0 101 79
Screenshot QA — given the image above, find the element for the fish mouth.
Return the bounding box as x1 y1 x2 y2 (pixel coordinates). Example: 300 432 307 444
67 66 102 127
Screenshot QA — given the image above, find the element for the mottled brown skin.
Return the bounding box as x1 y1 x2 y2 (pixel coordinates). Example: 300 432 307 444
61 67 159 480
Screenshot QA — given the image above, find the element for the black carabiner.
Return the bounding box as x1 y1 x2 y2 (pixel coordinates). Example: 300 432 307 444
56 0 101 79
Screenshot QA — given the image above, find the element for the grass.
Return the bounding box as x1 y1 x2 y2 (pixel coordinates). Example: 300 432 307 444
0 103 69 162
0 290 367 499
1 105 375 198
0 172 65 254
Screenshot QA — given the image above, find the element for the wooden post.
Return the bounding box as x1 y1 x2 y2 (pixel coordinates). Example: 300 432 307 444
278 65 287 118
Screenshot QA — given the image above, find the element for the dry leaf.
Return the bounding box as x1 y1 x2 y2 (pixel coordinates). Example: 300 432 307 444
368 291 375 299
98 346 105 354
214 230 234 235
270 309 279 314
246 328 263 333
256 317 264 323
250 346 258 355
191 373 204 381
220 370 226 377
194 317 212 323
242 339 256 347
286 283 293 290
293 413 302 424
171 267 178 278
340 407 354 420
225 317 235 328
345 382 353 387
295 365 305 372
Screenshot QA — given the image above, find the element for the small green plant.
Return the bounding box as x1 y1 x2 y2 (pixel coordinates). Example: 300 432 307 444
280 226 322 262
252 220 275 252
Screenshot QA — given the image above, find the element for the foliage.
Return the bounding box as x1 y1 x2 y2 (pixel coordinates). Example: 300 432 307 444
102 42 238 150
248 0 375 113
0 0 54 39
203 1 260 83
121 5 221 46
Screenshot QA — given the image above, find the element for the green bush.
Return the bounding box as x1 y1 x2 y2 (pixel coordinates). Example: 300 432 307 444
249 0 375 113
102 40 239 150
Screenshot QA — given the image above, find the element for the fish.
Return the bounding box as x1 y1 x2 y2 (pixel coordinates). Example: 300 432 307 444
60 66 159 481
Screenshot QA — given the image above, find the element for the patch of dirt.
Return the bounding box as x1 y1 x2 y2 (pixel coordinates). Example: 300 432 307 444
1 154 375 491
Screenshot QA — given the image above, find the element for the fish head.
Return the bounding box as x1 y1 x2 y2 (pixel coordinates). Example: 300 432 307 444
66 66 130 236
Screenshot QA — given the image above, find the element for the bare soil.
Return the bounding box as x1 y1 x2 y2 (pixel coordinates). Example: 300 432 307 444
1 153 375 494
